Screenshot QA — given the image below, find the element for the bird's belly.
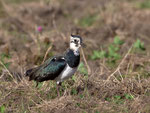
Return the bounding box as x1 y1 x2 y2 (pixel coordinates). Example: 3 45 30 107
55 65 77 82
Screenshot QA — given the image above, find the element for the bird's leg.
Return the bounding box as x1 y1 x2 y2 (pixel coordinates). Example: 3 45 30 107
56 82 62 97
36 82 39 87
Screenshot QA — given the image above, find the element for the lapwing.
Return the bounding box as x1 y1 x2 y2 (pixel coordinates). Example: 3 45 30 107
25 34 83 95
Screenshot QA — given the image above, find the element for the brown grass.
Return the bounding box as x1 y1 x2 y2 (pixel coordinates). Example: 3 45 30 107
0 0 150 113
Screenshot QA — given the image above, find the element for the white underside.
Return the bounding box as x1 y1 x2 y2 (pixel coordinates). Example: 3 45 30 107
55 64 77 84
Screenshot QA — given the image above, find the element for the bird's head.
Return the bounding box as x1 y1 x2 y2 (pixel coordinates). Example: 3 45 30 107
70 34 83 51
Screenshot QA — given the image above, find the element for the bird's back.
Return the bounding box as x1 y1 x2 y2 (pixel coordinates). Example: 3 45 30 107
25 49 80 83
25 56 66 82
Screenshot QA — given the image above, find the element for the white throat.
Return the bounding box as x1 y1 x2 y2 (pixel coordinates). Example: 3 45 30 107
73 49 80 56
70 43 80 56
70 43 79 50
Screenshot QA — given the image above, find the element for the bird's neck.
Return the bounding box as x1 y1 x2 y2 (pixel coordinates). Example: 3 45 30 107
65 49 80 68
72 49 80 56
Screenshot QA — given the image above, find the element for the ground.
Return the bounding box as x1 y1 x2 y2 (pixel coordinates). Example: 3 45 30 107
0 0 150 113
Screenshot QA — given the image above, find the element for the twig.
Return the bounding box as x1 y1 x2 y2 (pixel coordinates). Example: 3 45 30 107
0 72 5 79
105 46 133 83
81 48 91 75
42 45 52 64
0 60 17 84
118 69 123 82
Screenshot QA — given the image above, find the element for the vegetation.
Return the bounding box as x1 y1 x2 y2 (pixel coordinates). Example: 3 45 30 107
91 36 124 66
138 1 150 9
0 0 150 113
76 14 99 27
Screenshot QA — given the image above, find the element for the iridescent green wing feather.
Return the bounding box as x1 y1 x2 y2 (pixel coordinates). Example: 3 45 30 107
34 56 66 82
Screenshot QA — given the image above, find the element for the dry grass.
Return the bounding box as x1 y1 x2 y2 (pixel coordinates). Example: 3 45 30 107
0 0 150 113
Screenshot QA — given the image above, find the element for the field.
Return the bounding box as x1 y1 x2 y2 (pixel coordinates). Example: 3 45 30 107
0 0 150 113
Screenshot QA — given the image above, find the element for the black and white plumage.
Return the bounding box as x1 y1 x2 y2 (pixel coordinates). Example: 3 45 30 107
25 35 83 85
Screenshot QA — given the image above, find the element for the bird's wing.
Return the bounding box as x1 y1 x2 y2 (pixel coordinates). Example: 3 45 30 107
27 56 66 82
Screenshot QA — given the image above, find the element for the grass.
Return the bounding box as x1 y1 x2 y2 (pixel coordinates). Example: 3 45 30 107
78 62 88 75
133 39 146 51
90 36 146 68
4 0 39 4
105 94 134 105
76 14 99 27
0 105 5 113
138 1 150 9
91 36 124 67
0 2 6 18
0 0 150 113
0 39 149 112
0 53 11 74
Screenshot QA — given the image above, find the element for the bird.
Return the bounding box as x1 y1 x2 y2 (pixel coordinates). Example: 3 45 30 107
25 34 83 95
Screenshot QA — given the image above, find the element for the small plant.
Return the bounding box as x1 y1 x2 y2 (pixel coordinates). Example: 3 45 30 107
138 1 150 9
91 50 107 60
77 14 98 27
1 53 11 61
114 36 124 45
72 75 77 82
124 94 134 100
76 103 80 107
108 36 124 62
108 44 121 61
91 36 124 65
0 53 12 73
94 110 100 113
113 95 124 104
71 88 77 95
133 39 145 51
0 105 5 113
78 62 88 75
79 94 84 99
105 97 111 102
105 94 134 105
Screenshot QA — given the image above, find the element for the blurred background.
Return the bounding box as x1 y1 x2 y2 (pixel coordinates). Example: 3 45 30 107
0 0 150 113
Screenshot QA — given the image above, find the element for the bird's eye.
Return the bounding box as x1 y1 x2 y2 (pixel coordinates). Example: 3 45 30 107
74 39 78 43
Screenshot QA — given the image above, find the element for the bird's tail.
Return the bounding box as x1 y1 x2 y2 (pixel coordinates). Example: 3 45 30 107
25 68 37 81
